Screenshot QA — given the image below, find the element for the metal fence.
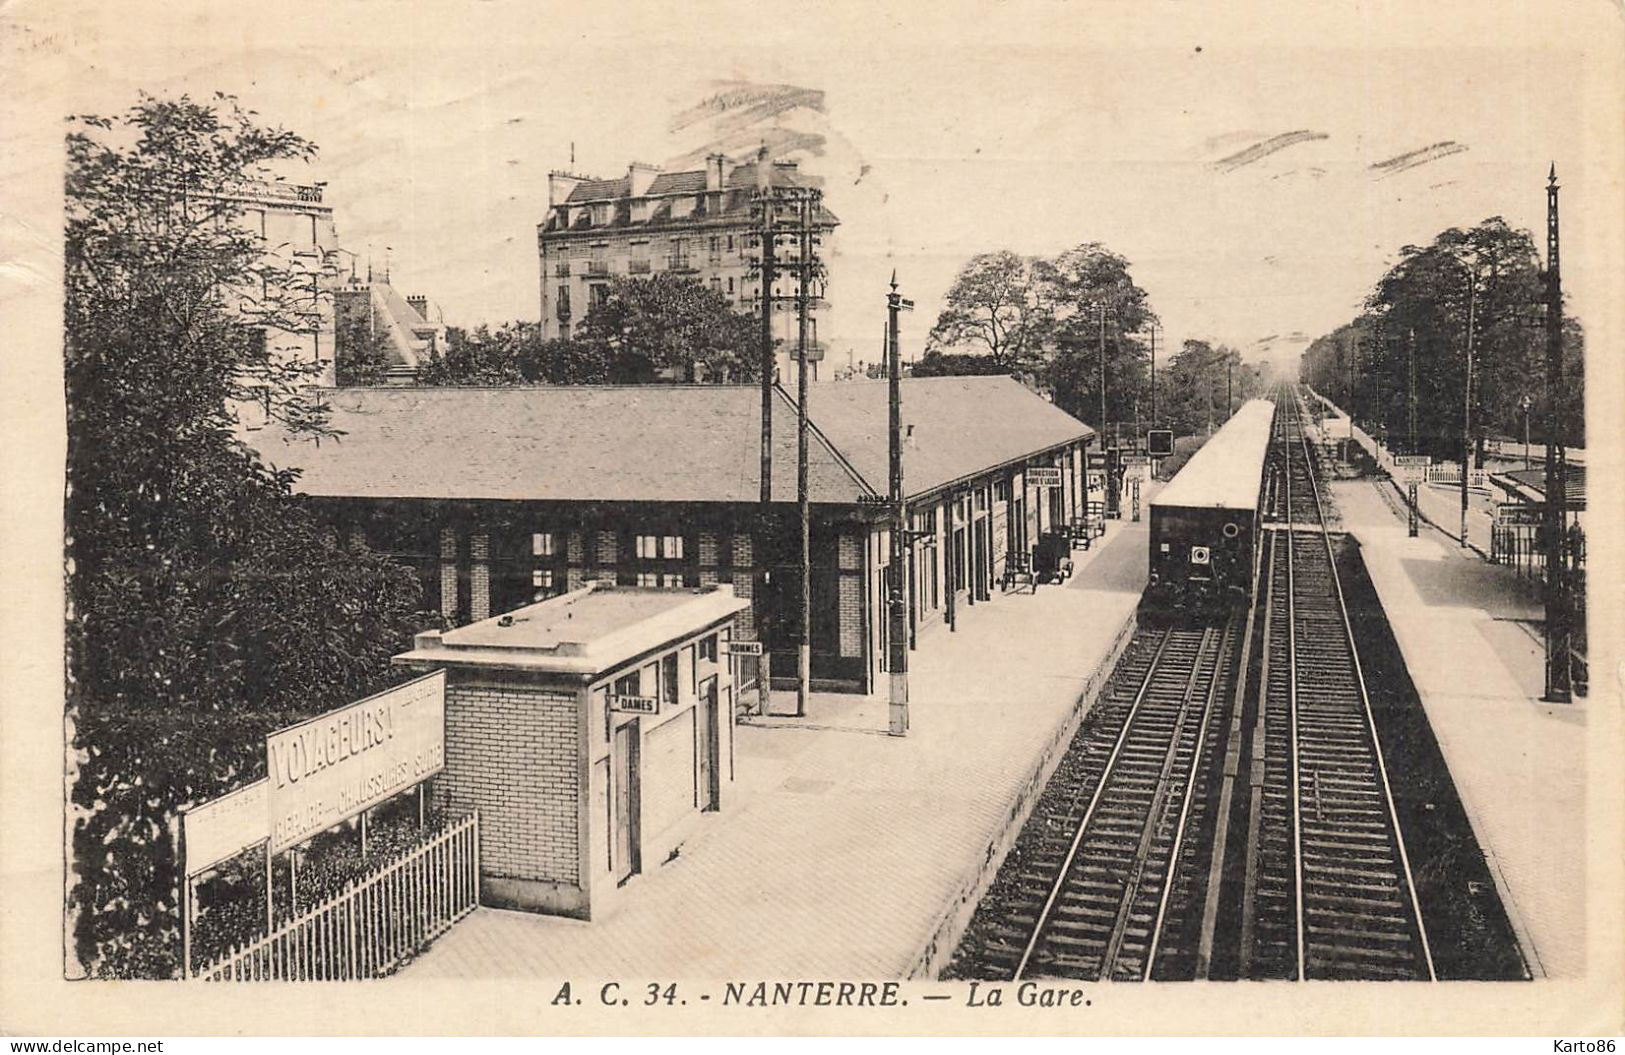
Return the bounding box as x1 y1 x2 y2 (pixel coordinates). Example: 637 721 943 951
197 812 479 981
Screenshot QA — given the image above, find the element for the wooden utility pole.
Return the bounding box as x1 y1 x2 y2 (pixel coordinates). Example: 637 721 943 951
1543 164 1572 702
887 272 912 736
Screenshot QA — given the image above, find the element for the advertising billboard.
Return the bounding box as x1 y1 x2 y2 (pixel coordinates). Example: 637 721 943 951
265 670 446 853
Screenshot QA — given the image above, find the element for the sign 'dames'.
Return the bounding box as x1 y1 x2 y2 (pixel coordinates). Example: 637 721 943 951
266 670 446 853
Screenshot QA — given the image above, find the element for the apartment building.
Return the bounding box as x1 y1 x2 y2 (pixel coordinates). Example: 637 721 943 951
537 155 839 381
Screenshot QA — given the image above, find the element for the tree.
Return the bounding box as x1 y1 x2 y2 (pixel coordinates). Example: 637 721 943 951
908 348 1012 378
1304 216 1584 459
415 321 532 386
926 251 1050 371
1036 244 1155 437
66 93 427 978
576 274 760 382
1159 339 1255 437
334 306 394 386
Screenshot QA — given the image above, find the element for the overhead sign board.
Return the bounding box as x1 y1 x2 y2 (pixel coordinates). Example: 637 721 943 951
183 778 268 876
1026 467 1063 488
1122 454 1150 467
266 670 446 854
609 694 659 714
722 639 763 657
1496 503 1544 526
1087 452 1106 468
1146 430 1175 458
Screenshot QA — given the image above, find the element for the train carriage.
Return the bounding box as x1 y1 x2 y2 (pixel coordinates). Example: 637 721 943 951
1143 399 1275 619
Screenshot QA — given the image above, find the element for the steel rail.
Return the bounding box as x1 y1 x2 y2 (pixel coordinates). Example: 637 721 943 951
1011 630 1174 980
1100 625 1217 975
1144 614 1237 979
1290 388 1437 981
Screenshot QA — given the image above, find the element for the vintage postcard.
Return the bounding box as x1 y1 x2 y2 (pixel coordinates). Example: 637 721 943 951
1 0 1621 1038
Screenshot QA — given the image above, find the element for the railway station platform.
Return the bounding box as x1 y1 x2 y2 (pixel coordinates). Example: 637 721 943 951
399 507 1154 980
1332 477 1586 979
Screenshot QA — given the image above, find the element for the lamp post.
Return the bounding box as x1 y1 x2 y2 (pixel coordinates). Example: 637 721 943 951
886 272 914 736
1445 250 1481 549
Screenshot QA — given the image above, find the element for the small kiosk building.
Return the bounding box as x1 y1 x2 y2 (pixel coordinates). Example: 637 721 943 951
394 581 749 920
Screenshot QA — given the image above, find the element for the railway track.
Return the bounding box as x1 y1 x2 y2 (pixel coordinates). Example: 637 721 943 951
1239 387 1435 980
962 618 1239 981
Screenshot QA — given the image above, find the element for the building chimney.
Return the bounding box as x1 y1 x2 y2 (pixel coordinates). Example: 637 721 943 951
755 145 771 192
706 153 726 192
548 170 588 208
407 295 429 320
628 162 659 198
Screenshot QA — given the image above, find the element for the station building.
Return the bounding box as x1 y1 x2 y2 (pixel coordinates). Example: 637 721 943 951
394 581 749 918
252 375 1094 696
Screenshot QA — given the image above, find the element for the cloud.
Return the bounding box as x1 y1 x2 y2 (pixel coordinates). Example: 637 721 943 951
1368 140 1468 178
1210 130 1330 173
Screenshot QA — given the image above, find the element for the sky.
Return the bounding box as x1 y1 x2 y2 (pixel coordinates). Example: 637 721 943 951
5 0 1622 376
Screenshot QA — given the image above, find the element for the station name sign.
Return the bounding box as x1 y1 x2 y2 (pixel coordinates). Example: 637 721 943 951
265 670 446 853
1026 467 1063 488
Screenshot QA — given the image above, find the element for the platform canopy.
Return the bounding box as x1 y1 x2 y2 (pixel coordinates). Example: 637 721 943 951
248 376 1092 507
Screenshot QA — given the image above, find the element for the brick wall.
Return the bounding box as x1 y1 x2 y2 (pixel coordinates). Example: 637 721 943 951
596 530 617 565
439 528 458 616
470 533 490 621
440 677 580 886
838 574 863 658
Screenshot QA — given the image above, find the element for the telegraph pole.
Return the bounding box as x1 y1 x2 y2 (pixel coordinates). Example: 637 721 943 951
794 190 818 717
754 185 777 715
1097 303 1108 443
1461 260 1477 549
1407 327 1418 452
1543 164 1572 702
887 272 913 736
1149 324 1157 427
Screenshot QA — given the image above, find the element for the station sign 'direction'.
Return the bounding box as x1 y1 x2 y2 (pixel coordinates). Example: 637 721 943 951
265 670 446 853
1026 467 1063 488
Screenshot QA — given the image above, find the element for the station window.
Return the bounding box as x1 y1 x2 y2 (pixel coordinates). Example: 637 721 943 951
636 572 684 588
532 532 556 556
698 633 718 664
994 479 1010 503
636 535 684 560
661 652 679 704
531 568 555 599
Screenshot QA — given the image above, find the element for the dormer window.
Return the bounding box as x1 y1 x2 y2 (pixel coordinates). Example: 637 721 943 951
670 197 694 220
591 203 610 226
630 199 651 223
